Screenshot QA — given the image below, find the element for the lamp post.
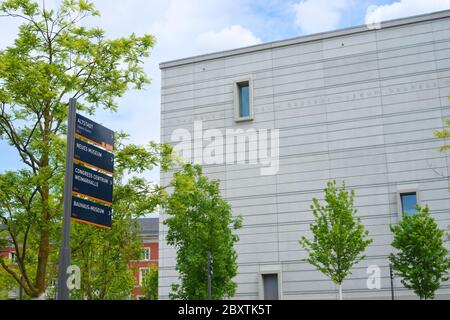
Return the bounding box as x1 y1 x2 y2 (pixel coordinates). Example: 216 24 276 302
389 264 395 300
207 251 212 300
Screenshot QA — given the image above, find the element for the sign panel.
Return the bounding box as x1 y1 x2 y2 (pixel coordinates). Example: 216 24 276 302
75 114 114 151
71 113 114 229
71 196 112 229
72 163 113 204
74 138 114 174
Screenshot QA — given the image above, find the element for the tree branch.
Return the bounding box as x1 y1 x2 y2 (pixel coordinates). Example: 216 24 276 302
0 258 35 297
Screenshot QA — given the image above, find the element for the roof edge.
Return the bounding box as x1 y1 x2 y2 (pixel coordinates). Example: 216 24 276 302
159 9 450 70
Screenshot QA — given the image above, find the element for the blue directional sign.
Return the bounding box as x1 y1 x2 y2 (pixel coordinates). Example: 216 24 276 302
75 114 114 151
71 114 114 229
74 138 114 174
72 163 113 204
71 196 112 229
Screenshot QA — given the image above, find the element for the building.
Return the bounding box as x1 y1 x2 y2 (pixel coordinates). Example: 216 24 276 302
159 10 450 299
130 217 159 299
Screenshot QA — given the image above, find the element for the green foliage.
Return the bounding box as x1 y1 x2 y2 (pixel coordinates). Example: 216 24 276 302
300 180 372 286
389 205 450 300
0 261 18 300
140 266 158 300
0 247 37 300
0 0 156 297
434 95 450 152
164 163 242 300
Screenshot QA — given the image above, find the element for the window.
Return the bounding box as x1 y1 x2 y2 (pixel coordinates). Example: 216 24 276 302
8 251 17 263
239 82 250 117
234 80 253 121
141 247 150 261
400 192 418 216
262 274 279 300
139 268 149 286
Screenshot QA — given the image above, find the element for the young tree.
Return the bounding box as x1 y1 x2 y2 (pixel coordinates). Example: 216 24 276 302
140 266 158 300
300 180 372 300
390 205 450 300
434 95 450 153
0 0 154 297
164 164 242 300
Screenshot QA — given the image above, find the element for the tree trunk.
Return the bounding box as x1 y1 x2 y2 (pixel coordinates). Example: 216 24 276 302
34 108 52 296
35 229 50 295
339 284 343 300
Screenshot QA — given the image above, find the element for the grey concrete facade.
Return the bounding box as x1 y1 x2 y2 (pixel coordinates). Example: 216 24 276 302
159 10 450 299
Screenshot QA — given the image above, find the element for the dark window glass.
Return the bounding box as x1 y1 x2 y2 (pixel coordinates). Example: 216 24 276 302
238 83 250 118
400 192 417 216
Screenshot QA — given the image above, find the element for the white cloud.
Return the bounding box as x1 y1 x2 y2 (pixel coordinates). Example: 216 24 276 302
195 25 261 53
80 1 262 183
365 0 450 24
292 0 352 34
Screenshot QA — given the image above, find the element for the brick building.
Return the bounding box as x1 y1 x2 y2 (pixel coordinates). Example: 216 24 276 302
130 217 159 299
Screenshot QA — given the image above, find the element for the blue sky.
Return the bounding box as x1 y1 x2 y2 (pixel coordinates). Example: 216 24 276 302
1 0 450 183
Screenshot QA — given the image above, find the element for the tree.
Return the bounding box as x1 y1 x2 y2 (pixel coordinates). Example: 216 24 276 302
434 94 450 153
164 164 242 300
0 0 154 297
69 141 172 300
140 266 158 300
299 180 372 300
70 141 172 300
389 205 450 300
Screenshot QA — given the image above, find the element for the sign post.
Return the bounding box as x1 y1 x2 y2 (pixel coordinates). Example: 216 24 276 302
57 98 76 300
57 99 115 300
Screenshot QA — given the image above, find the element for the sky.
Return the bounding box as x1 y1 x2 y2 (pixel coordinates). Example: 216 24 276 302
1 0 450 184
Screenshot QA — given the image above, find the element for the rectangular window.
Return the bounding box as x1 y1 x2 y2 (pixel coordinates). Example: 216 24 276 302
8 251 17 263
400 192 418 216
234 80 253 121
141 247 150 261
139 268 149 286
239 82 250 118
262 273 279 300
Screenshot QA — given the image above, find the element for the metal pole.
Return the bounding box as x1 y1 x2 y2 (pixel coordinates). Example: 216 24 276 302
207 251 212 300
389 264 395 300
57 98 76 300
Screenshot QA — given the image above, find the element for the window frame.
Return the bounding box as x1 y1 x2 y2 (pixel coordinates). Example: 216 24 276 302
142 247 150 261
234 78 254 122
8 251 17 263
139 267 150 286
396 185 420 219
258 265 283 300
